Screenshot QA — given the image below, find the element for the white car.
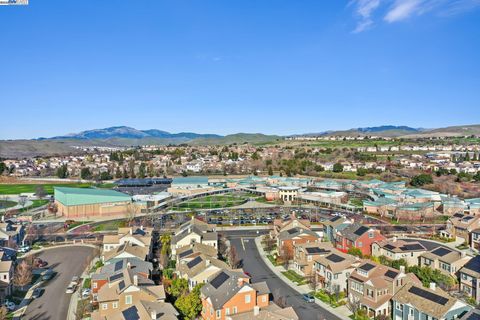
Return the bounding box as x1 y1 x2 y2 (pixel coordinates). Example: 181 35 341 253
81 288 91 298
18 246 31 253
71 276 80 285
66 283 77 294
4 301 15 311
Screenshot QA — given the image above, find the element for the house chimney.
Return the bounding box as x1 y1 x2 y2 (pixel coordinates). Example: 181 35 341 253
150 310 156 319
205 259 210 266
399 266 405 274
130 228 133 235
253 306 260 316
133 274 138 286
429 283 436 291
461 251 466 258
392 236 398 242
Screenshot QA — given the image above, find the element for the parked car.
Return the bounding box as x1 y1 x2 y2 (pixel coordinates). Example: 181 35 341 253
81 288 91 299
66 283 77 294
71 276 80 285
32 288 44 299
18 246 30 253
34 258 48 268
302 294 315 303
3 301 16 311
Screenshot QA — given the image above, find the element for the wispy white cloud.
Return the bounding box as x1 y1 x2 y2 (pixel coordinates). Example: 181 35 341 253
350 0 381 33
349 0 480 32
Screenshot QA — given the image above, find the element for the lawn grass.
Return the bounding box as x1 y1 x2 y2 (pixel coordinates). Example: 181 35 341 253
0 200 17 209
92 220 127 232
83 277 91 289
282 270 308 285
267 255 278 266
0 183 93 195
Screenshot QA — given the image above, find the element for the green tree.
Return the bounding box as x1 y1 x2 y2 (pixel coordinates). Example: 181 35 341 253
251 152 260 160
80 167 92 180
160 234 171 255
347 247 363 258
333 162 344 173
473 172 480 182
174 284 204 320
410 174 433 187
99 171 112 181
356 168 367 176
138 163 146 179
56 164 68 179
0 162 5 175
168 278 188 299
268 166 274 176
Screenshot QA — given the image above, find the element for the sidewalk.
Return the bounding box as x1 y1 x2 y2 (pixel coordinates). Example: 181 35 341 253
254 236 352 320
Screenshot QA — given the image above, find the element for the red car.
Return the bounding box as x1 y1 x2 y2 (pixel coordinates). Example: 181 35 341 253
34 258 48 268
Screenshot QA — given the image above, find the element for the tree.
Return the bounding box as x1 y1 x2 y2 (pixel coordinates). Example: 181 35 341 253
174 284 204 320
228 246 241 269
160 234 171 255
356 168 367 176
34 185 47 199
138 162 146 179
167 278 188 298
17 195 27 210
347 247 363 258
333 162 344 173
99 171 112 181
0 162 5 175
14 260 32 290
0 306 8 320
56 164 68 179
410 174 433 187
279 246 293 269
268 166 274 176
80 167 92 180
474 172 480 182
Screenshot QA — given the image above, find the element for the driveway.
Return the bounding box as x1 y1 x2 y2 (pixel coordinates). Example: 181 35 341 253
228 235 342 320
23 246 95 320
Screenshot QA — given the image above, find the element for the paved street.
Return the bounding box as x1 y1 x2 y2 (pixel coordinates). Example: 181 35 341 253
23 246 95 320
228 235 342 320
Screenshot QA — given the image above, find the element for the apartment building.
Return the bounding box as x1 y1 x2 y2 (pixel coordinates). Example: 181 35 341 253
458 255 480 304
314 250 360 294
292 242 333 276
335 223 386 256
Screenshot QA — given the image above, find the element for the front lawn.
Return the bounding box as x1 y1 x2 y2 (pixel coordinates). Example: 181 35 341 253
311 290 346 308
282 270 308 285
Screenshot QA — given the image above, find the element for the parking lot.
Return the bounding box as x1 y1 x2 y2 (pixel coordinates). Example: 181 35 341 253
23 246 95 320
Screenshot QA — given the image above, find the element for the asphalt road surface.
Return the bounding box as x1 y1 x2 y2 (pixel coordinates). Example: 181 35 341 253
228 235 342 320
23 246 95 320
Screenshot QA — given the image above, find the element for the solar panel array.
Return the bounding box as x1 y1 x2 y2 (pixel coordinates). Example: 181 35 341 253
210 271 230 289
465 311 480 320
179 249 194 258
118 280 126 291
401 243 424 251
109 272 123 282
354 226 369 236
114 260 123 272
287 228 299 235
305 247 329 254
431 247 451 257
187 256 203 268
326 254 345 263
359 263 375 272
384 270 398 279
331 216 342 222
122 306 141 320
408 286 449 305
384 244 396 250
453 213 464 218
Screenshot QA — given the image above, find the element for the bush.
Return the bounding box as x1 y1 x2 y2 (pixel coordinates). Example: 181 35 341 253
410 174 433 187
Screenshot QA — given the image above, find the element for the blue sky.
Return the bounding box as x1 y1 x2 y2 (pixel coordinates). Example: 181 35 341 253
0 0 479 139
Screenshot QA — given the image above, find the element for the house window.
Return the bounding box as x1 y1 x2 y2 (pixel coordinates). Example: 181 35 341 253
102 303 108 310
2 275 6 280
368 232 374 238
409 309 414 316
225 308 230 315
233 306 238 314
262 295 267 302
125 295 132 305
396 303 402 311
216 310 221 318
112 301 118 309
93 282 97 289
245 294 251 303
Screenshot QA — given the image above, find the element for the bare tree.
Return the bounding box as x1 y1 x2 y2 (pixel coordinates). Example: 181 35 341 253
308 269 318 291
18 195 27 210
125 202 136 226
273 289 288 308
263 236 276 253
35 185 47 199
347 293 361 316
14 260 33 291
75 299 88 320
218 234 229 258
0 306 8 320
279 246 293 269
228 246 241 269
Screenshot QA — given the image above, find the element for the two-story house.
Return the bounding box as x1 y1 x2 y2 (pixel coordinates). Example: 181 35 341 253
292 242 332 277
348 261 421 318
0 253 13 302
335 223 386 256
371 238 427 266
91 268 178 320
419 247 471 277
392 282 471 320
458 255 480 304
323 216 352 242
277 227 320 261
177 254 231 290
200 269 270 320
469 228 480 251
314 250 360 294
0 221 25 247
171 217 218 257
446 213 480 246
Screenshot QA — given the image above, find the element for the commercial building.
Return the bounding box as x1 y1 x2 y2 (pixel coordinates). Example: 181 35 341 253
54 187 133 218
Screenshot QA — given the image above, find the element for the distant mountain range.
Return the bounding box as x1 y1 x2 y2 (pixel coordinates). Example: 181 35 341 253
1 124 479 158
39 126 222 141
